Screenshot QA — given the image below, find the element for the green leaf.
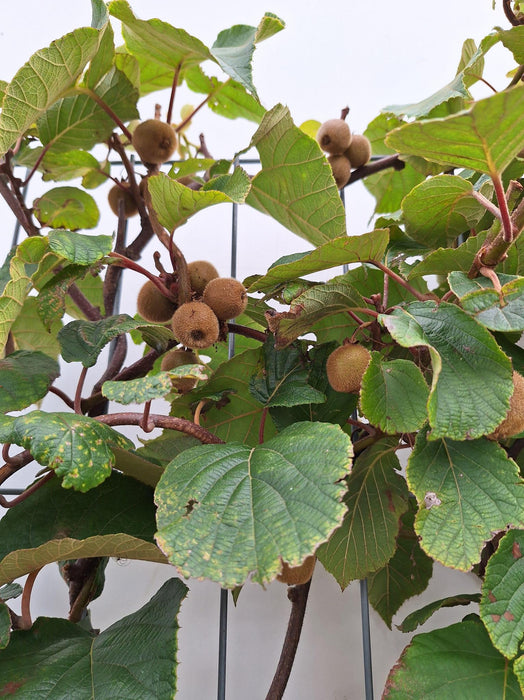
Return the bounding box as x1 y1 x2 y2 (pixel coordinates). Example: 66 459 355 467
37 264 96 329
247 230 389 293
380 301 513 440
40 150 101 182
398 593 481 633
458 275 524 333
407 428 524 571
0 606 10 651
407 229 488 279
155 422 351 587
33 187 99 230
0 471 165 584
402 175 485 248
246 104 347 246
384 72 469 120
148 169 250 231
0 578 187 699
383 618 522 698
0 255 31 356
480 529 524 659
0 27 100 157
48 231 112 265
103 373 174 404
3 411 133 491
212 25 259 98
317 439 409 589
0 351 59 413
58 314 142 367
249 338 325 408
91 0 109 29
360 353 429 434
498 25 524 64
112 447 164 487
0 584 22 602
386 85 524 177
38 67 139 153
10 297 61 358
368 504 434 629
85 16 114 86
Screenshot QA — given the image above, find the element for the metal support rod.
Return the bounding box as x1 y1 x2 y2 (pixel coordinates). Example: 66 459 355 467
360 578 374 700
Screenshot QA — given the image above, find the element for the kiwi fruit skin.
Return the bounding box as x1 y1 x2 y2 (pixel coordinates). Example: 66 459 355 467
276 555 316 585
171 301 220 349
160 348 200 393
202 277 248 321
132 119 177 165
344 134 372 169
108 184 138 218
317 119 352 155
327 154 352 189
137 280 177 323
490 371 524 439
188 260 220 295
326 343 371 393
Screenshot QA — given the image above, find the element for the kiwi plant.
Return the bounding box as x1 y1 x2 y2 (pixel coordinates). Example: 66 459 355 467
2 4 524 699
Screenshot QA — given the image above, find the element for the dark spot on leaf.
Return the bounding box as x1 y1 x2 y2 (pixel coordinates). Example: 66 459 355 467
504 611 515 621
488 591 496 603
385 489 395 513
513 541 522 559
491 614 501 622
185 499 198 516
0 680 26 695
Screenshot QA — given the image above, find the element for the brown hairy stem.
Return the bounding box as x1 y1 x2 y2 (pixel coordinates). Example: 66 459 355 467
227 323 267 343
167 63 183 126
345 154 405 187
68 282 102 321
95 412 224 444
503 0 524 25
0 471 54 509
103 198 128 316
20 567 43 630
369 260 437 302
75 87 133 142
0 170 40 238
265 580 312 700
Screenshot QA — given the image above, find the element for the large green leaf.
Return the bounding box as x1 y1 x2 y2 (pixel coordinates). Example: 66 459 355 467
407 428 524 571
155 422 351 587
148 169 250 232
10 297 61 358
0 27 100 157
498 25 524 64
0 351 59 413
402 175 485 248
0 471 166 585
0 578 187 699
317 439 409 589
58 314 142 367
360 353 429 434
383 618 522 698
246 104 347 246
481 529 524 659
246 230 389 293
386 85 524 177
455 274 524 333
398 593 481 633
380 301 513 440
407 230 488 279
368 504 434 629
0 255 31 356
2 412 133 492
48 231 113 265
40 150 101 182
33 187 99 230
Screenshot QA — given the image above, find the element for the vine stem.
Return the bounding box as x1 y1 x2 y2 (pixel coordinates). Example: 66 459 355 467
493 172 515 242
259 407 268 444
108 252 176 301
20 567 43 630
265 580 312 700
74 366 88 414
166 63 183 125
345 154 404 187
95 412 224 444
0 471 54 509
74 87 133 142
369 260 436 302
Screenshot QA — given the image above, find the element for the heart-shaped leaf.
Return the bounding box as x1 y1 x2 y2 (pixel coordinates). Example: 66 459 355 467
0 351 59 412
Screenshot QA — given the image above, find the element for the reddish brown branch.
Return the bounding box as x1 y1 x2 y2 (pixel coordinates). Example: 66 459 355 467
95 412 224 444
20 567 43 630
503 0 524 25
0 471 54 509
345 154 404 187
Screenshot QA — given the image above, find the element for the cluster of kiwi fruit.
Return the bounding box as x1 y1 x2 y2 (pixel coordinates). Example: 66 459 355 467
136 261 248 390
316 118 372 189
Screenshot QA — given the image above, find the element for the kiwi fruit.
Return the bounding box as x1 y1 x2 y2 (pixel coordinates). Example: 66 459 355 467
490 371 524 439
202 277 248 320
107 183 138 218
344 134 372 169
171 301 220 349
132 119 178 165
136 280 177 323
276 555 316 585
317 119 352 155
327 154 352 189
160 348 200 393
188 260 220 295
326 343 371 393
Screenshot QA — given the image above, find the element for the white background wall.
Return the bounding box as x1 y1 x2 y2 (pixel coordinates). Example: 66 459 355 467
0 1 515 697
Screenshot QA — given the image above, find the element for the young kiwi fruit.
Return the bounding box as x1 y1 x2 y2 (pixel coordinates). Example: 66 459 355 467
317 119 352 155
327 154 352 189
188 260 220 295
490 371 524 439
132 119 177 165
276 555 316 585
171 301 220 349
160 348 200 393
136 280 177 323
344 134 372 169
202 277 248 320
107 183 138 218
326 343 371 393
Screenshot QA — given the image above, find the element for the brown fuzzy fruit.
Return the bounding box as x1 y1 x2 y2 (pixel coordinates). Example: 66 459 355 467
326 343 371 393
132 119 177 165
136 280 177 323
344 134 372 169
108 184 138 218
188 260 220 295
171 301 220 349
490 371 524 439
317 119 352 155
327 154 352 189
202 277 248 320
277 555 316 585
160 348 200 393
